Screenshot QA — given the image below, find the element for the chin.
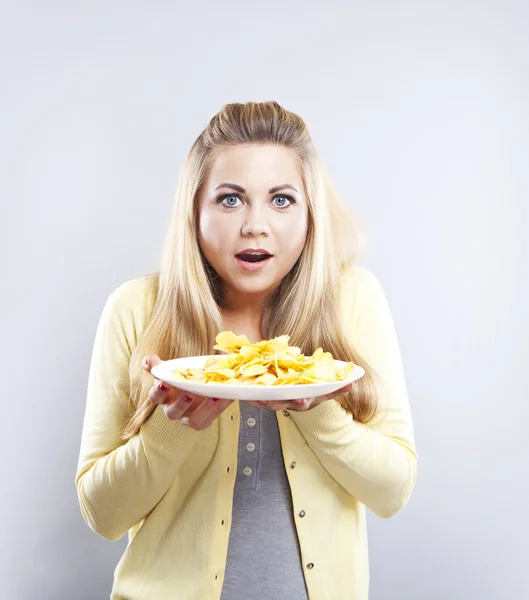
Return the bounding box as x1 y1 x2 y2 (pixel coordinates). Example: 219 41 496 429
233 279 272 293
230 274 279 294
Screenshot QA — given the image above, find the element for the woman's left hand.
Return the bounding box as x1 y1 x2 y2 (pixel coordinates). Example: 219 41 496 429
243 383 353 412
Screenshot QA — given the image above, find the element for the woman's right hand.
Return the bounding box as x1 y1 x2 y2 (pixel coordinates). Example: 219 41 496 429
142 355 234 431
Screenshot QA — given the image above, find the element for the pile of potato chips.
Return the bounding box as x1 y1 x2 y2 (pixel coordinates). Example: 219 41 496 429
170 331 355 386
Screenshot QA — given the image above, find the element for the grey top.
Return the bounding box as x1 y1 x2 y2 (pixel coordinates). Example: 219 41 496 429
220 402 309 600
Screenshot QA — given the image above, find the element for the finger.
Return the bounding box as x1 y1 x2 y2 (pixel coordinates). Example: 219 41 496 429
323 383 353 401
194 398 234 430
183 396 221 427
285 397 311 411
142 354 161 374
244 400 264 409
260 400 292 412
287 384 351 411
172 396 232 429
164 393 198 421
148 381 175 406
292 398 309 407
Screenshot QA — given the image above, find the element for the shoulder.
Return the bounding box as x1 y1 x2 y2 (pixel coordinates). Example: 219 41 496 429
339 263 390 333
109 273 158 306
105 273 158 330
340 263 384 300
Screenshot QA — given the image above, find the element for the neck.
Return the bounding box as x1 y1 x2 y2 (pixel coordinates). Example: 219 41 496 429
220 288 268 319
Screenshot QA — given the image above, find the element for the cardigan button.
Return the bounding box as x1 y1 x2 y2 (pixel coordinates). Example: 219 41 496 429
299 510 306 517
290 461 297 469
307 563 314 569
282 409 290 417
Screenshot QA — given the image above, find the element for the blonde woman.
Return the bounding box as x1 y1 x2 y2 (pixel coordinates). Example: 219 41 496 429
75 101 417 600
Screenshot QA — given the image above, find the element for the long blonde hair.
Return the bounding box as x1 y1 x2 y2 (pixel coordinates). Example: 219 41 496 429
121 101 378 441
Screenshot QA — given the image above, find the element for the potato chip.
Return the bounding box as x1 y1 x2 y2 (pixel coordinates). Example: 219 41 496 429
170 331 356 387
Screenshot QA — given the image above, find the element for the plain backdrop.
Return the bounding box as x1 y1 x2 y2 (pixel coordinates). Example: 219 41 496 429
2 1 527 599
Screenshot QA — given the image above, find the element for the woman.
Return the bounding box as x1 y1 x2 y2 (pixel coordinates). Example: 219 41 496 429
75 101 417 600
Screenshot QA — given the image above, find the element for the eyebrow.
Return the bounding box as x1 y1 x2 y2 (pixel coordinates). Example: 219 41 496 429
214 183 300 194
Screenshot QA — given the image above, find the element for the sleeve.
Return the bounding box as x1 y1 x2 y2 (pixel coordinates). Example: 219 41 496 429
288 268 417 519
74 289 201 541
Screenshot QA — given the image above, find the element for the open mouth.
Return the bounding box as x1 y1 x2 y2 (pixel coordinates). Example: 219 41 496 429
235 253 272 263
235 252 273 271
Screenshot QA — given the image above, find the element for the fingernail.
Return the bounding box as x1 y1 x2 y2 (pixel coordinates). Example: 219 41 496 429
211 397 220 402
183 395 193 403
159 383 168 392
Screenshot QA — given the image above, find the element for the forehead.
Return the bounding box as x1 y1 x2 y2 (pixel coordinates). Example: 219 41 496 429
205 144 302 190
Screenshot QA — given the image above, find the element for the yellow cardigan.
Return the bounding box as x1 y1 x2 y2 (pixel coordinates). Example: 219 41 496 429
75 265 417 600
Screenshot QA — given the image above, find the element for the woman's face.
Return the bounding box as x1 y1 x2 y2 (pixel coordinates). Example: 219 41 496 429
197 144 309 310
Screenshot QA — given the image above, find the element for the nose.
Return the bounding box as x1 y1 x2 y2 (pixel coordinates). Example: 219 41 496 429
241 204 270 237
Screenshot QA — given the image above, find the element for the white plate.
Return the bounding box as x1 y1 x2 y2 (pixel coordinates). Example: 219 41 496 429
151 355 365 401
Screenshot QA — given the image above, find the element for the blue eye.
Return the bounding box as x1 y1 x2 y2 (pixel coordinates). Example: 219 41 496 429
272 195 294 209
215 193 296 209
217 194 242 207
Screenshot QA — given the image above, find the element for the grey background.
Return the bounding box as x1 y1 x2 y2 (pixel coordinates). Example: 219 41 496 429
2 1 527 599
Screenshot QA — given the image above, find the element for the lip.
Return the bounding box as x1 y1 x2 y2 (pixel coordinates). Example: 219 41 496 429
235 248 273 256
235 255 273 272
